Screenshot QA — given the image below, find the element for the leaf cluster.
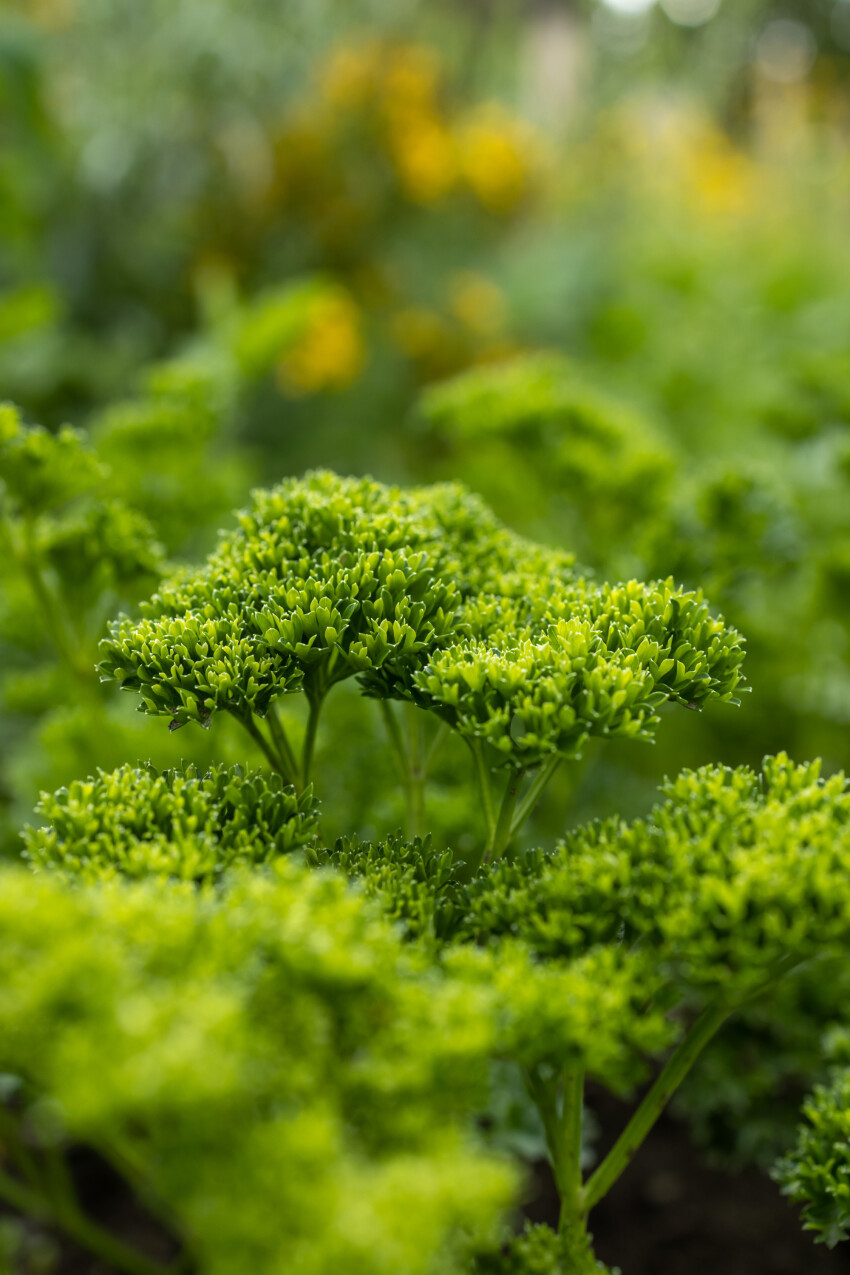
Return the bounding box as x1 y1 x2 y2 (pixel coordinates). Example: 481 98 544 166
99 470 745 784
23 763 318 883
774 1068 850 1247
461 754 850 999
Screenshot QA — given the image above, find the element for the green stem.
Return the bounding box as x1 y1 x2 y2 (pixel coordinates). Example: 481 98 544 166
301 694 323 788
557 1067 585 1231
484 768 523 862
231 710 296 787
583 998 731 1212
525 1066 585 1232
379 700 409 789
266 703 302 790
422 721 448 779
467 739 495 842
510 755 562 840
406 704 425 841
0 1166 179 1275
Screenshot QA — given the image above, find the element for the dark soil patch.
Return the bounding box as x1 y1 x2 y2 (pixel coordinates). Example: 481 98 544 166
524 1087 850 1275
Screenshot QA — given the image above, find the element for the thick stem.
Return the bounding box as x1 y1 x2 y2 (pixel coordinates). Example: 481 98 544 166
301 693 323 788
484 769 523 862
510 755 562 840
557 1067 585 1231
525 1067 585 1231
266 703 302 790
0 1167 178 1275
583 998 730 1212
467 739 496 842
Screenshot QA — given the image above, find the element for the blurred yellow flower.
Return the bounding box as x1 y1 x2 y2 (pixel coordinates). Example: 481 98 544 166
387 119 457 204
448 272 507 336
458 104 541 214
277 292 365 396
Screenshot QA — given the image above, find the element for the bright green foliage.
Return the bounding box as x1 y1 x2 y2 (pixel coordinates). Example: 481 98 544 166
443 943 671 1093
415 577 745 768
0 405 167 692
98 471 576 739
774 1068 850 1247
462 754 850 998
312 831 468 944
0 861 515 1275
98 470 745 843
23 763 318 882
39 500 165 616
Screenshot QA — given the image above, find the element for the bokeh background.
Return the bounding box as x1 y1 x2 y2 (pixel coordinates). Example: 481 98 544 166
4 2 850 1270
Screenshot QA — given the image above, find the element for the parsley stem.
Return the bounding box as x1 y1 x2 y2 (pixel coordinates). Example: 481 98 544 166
301 693 323 788
484 769 523 862
232 709 298 789
406 704 425 841
266 703 302 790
467 739 495 843
510 755 562 840
583 998 730 1212
557 1067 585 1230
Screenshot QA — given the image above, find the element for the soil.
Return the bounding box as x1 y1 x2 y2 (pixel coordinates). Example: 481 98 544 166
525 1087 850 1275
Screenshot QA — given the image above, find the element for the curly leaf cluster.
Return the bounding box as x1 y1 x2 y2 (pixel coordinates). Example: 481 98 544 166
312 831 469 945
99 471 573 727
474 1221 612 1275
99 471 744 769
462 754 850 997
312 835 671 1088
774 1067 850 1247
23 763 319 882
413 577 745 766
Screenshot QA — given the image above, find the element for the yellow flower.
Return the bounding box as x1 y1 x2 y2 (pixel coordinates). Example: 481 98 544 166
684 126 757 216
277 292 365 396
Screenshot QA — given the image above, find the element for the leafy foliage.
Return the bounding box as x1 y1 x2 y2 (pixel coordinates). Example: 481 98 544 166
774 1068 850 1248
462 754 850 997
0 861 515 1275
23 763 318 883
98 471 745 825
